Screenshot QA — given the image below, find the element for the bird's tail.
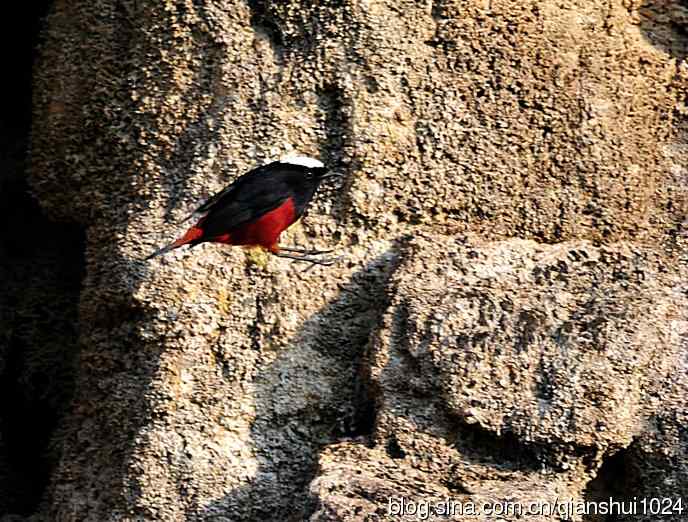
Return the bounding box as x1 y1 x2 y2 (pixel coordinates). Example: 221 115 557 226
145 241 182 260
146 225 205 260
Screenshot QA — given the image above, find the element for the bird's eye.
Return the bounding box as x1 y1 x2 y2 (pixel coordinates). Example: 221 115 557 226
306 171 314 180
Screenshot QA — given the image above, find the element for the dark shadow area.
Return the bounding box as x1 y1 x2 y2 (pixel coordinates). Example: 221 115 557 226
583 446 638 522
248 0 348 57
638 1 688 62
316 85 347 178
0 0 84 516
447 416 544 474
247 0 285 50
583 415 688 522
0 186 84 516
196 248 401 521
316 84 359 229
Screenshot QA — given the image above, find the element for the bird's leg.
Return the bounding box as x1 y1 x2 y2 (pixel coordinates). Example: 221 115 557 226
272 251 338 266
278 245 334 255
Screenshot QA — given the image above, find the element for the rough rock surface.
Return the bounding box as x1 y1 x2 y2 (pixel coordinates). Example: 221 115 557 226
308 441 582 522
370 237 685 456
333 235 686 521
12 0 688 520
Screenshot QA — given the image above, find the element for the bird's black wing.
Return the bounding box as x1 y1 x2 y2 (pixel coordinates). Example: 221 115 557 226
200 194 290 239
181 163 273 222
194 165 294 239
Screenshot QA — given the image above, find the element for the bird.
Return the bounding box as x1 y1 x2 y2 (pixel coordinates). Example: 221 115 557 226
146 155 340 265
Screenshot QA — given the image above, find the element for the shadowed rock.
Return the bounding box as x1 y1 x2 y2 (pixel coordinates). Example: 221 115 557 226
307 236 687 521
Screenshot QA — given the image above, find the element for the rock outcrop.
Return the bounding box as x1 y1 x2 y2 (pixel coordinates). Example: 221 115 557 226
307 236 685 521
4 0 684 520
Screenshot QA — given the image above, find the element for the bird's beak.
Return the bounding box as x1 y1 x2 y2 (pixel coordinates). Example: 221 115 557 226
320 172 343 180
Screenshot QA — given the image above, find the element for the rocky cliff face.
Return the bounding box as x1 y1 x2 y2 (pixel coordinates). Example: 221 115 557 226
5 0 686 520
0 1 83 517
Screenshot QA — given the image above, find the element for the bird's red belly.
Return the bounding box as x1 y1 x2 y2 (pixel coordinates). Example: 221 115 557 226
223 198 296 250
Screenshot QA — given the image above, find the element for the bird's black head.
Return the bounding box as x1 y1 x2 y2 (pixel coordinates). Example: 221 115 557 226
275 155 337 212
278 155 336 187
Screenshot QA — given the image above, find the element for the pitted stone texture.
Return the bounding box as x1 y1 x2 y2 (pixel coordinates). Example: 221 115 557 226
27 0 688 520
307 443 582 522
358 235 686 520
371 237 687 455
